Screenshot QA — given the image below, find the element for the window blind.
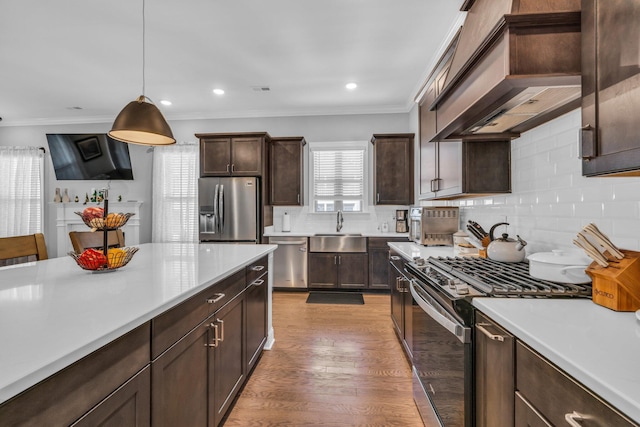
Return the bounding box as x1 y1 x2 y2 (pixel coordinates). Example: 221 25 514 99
312 149 364 212
152 144 199 243
0 147 44 237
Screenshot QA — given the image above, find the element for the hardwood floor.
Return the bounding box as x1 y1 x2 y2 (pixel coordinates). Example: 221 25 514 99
223 291 424 427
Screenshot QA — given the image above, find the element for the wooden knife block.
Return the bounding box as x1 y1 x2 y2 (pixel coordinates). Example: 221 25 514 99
586 249 640 311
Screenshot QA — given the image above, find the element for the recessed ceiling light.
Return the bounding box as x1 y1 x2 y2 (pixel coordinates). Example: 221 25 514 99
213 88 225 95
160 100 172 106
346 82 357 90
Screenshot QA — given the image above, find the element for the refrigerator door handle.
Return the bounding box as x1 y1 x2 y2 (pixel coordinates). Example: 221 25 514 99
218 184 224 233
212 184 219 234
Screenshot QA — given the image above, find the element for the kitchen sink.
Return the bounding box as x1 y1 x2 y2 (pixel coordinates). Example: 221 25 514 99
309 234 366 252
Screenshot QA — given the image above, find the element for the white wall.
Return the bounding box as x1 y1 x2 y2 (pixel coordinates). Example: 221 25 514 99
0 112 411 256
451 109 640 254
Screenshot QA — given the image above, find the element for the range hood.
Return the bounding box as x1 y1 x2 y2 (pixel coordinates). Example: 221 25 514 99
424 0 582 141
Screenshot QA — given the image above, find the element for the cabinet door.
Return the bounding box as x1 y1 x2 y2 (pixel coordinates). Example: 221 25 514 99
211 295 246 427
245 273 267 371
308 253 338 288
151 322 209 427
231 137 262 176
338 253 368 289
475 312 515 427
270 138 304 205
582 0 640 176
389 256 404 340
72 367 150 427
373 135 414 205
434 140 462 198
369 246 391 289
201 138 232 176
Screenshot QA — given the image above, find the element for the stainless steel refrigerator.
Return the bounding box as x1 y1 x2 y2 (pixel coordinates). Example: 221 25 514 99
198 177 260 243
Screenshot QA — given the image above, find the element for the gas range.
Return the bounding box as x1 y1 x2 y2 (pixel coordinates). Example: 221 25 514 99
408 256 592 300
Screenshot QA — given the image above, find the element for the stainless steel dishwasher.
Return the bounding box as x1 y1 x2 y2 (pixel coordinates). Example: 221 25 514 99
268 236 308 289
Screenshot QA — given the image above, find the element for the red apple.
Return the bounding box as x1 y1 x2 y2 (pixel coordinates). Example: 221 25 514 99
77 248 107 269
82 206 104 220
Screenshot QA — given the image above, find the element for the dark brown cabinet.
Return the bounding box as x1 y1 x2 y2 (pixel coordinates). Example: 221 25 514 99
270 136 305 205
475 312 515 427
371 133 414 205
197 132 270 177
389 251 412 359
245 257 268 373
516 341 637 427
368 237 408 290
581 0 640 176
308 252 368 289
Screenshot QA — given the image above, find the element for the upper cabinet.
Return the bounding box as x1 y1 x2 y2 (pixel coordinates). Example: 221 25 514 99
269 136 305 206
581 0 640 177
196 132 271 177
371 134 414 205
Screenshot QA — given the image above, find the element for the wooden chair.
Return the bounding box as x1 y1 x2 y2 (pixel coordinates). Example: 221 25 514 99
69 229 125 253
0 233 49 265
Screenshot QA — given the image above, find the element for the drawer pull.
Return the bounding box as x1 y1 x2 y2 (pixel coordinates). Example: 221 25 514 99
217 318 225 343
251 265 265 271
564 411 588 426
252 279 265 287
390 255 401 261
476 323 505 342
207 293 225 304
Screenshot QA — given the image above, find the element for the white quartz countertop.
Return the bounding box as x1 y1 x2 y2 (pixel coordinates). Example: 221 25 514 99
388 241 455 260
474 298 640 423
0 242 276 405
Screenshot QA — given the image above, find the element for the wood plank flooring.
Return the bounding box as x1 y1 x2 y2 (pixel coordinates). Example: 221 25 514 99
223 291 424 427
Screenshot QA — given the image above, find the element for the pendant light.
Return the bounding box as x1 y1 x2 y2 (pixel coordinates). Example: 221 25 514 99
108 0 175 146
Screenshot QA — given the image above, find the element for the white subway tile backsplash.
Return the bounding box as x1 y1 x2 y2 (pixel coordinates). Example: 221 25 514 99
457 109 640 253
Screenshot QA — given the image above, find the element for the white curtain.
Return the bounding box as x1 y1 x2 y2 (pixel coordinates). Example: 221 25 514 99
152 144 199 243
0 146 44 237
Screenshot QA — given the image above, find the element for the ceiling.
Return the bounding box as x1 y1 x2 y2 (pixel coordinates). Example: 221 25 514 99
0 1 464 127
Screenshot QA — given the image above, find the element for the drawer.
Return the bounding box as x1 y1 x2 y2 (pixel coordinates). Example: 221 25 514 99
246 255 268 284
515 391 552 427
152 269 246 358
368 237 408 250
516 341 637 427
0 322 150 427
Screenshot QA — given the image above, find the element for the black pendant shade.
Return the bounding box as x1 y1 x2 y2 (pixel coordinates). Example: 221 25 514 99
109 96 175 146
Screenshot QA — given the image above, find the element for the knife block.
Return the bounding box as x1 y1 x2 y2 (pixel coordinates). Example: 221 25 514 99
586 249 640 311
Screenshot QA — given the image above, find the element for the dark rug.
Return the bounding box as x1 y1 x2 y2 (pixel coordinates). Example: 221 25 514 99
306 291 364 305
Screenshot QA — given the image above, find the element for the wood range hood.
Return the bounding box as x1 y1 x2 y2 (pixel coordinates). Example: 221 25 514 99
425 0 582 142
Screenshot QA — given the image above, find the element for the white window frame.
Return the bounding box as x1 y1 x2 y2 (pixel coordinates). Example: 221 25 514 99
308 141 369 213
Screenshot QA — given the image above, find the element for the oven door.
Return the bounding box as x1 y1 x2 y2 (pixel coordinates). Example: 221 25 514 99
410 279 473 427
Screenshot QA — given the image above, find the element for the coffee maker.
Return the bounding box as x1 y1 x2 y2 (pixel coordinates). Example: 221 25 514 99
395 209 408 233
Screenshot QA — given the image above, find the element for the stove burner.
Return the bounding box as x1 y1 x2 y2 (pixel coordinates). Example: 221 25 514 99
419 256 592 298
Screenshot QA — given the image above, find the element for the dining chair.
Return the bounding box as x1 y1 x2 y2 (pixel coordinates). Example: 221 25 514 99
69 229 125 253
0 233 49 266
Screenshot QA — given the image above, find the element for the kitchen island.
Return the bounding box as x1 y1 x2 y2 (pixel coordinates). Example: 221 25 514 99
0 242 276 425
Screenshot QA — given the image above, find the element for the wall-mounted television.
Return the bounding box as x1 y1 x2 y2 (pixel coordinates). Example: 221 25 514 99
46 133 134 180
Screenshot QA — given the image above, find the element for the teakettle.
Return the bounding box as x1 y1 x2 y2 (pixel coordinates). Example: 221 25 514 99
487 222 527 262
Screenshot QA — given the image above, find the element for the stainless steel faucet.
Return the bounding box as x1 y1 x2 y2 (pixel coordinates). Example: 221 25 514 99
336 210 343 232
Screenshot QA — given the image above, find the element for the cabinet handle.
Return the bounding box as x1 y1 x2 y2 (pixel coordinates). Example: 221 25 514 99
476 323 505 342
334 255 337 265
579 124 596 160
226 164 230 173
252 279 265 287
206 322 220 347
217 318 225 343
207 293 225 304
338 255 341 265
297 193 300 204
390 256 401 261
564 411 588 426
231 164 235 172
251 265 265 271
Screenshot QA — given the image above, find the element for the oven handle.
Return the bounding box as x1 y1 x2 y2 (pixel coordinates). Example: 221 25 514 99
409 279 471 344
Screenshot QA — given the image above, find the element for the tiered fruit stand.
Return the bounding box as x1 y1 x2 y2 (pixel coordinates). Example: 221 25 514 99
69 188 138 272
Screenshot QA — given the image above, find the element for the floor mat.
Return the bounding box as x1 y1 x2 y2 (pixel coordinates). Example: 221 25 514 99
305 291 364 305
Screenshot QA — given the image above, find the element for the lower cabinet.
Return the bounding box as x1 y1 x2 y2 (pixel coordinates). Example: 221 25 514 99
389 250 412 359
368 237 409 289
245 270 268 372
308 252 368 289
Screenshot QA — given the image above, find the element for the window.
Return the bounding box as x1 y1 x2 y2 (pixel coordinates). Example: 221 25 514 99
152 144 199 242
310 142 366 212
0 147 44 237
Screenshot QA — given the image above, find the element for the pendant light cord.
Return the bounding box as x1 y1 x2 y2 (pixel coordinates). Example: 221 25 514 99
142 0 146 97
